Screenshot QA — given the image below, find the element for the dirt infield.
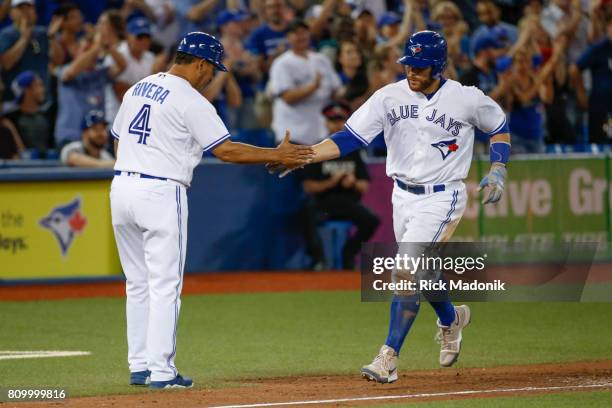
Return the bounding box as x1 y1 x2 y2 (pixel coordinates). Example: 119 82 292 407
7 360 612 408
2 262 610 301
0 271 361 301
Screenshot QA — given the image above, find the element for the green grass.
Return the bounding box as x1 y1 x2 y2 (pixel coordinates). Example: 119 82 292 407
0 291 611 398
375 390 612 407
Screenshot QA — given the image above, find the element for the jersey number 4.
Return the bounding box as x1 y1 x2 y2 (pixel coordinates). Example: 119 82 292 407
129 104 152 145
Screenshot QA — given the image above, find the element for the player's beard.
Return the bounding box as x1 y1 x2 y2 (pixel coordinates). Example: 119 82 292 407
407 75 437 93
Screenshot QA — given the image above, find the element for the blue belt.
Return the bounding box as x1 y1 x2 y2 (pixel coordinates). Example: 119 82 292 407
396 180 445 194
114 170 167 181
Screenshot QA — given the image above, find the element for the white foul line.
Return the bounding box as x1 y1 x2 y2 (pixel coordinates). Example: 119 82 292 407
0 351 91 360
208 382 612 408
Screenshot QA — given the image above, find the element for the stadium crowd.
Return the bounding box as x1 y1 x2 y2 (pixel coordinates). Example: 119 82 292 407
0 0 610 162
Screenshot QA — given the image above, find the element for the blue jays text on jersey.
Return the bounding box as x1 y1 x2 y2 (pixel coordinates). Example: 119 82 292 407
386 105 464 137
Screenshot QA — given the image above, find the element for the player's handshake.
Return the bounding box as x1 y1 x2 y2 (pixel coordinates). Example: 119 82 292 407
266 130 315 176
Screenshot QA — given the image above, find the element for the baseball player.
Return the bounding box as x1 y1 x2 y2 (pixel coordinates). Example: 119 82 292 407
110 32 313 389
271 30 510 383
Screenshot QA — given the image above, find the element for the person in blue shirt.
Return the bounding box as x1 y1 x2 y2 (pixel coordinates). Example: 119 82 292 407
246 0 289 73
470 0 518 57
0 0 62 101
54 24 126 147
174 0 227 38
571 12 612 144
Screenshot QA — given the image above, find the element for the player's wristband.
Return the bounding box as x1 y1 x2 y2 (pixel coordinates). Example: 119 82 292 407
330 129 366 157
490 141 510 165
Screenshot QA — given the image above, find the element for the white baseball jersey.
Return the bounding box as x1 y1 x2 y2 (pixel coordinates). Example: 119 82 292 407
112 72 230 185
268 50 341 145
345 79 507 185
111 70 230 382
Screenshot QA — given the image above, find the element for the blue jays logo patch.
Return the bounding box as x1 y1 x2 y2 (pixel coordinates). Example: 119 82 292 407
39 198 87 256
409 45 422 55
431 139 459 160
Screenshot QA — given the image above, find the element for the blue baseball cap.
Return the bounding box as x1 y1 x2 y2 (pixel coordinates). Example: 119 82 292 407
82 110 107 130
127 17 152 36
473 35 503 55
216 10 246 27
494 55 513 73
378 12 401 28
11 70 36 101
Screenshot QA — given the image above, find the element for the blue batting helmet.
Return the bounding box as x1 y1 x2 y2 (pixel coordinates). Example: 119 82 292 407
397 31 447 78
176 32 228 72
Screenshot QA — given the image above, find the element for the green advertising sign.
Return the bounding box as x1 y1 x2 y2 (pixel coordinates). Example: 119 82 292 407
453 155 611 249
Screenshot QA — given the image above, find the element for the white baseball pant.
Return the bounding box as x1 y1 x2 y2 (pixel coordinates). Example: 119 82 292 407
110 175 188 382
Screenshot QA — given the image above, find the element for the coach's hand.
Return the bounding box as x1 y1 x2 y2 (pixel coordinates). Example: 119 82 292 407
478 163 506 204
274 130 315 167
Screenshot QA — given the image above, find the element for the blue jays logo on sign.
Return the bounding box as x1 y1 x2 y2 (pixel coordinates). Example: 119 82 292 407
431 139 459 160
39 198 87 256
409 45 422 55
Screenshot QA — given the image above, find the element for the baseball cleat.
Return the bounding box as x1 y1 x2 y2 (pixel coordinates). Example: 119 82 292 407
149 374 193 389
360 345 398 383
130 370 151 386
436 304 471 367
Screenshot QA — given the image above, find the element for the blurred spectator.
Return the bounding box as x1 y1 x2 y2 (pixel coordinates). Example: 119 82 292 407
54 17 127 147
247 0 289 71
376 3 414 49
174 0 228 37
368 45 404 90
268 19 341 145
0 111 24 159
493 0 524 25
105 16 164 120
471 0 518 56
377 11 401 43
348 0 387 21
52 2 84 66
459 35 503 94
202 66 243 128
248 0 290 127
571 8 612 144
121 0 157 22
219 10 260 130
0 0 11 24
142 0 180 50
541 0 588 62
589 0 609 42
0 0 61 101
60 110 114 168
307 0 354 42
335 40 370 110
506 21 564 153
7 70 51 154
523 0 544 17
431 1 471 76
302 102 379 270
353 9 377 56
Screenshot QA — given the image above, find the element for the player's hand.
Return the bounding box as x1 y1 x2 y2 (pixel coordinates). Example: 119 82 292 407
275 130 315 167
477 163 507 204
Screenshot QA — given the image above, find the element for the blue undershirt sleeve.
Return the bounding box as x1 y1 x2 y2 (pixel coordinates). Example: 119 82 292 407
330 128 367 157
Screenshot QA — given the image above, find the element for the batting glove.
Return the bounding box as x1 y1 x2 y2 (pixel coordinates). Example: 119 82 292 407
478 163 507 204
